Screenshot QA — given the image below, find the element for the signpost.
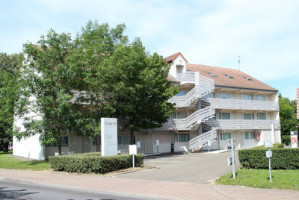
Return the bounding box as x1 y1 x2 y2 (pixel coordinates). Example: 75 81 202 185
156 140 159 153
101 118 118 156
129 145 137 168
265 140 273 182
227 139 235 179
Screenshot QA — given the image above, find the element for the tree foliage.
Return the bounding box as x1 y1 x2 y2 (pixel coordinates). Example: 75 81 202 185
0 53 21 152
18 30 82 155
279 94 298 136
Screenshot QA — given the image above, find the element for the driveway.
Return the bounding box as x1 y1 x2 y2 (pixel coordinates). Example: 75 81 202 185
114 150 240 184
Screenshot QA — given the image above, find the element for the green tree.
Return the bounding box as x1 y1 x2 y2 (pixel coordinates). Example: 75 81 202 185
279 94 298 144
69 21 128 151
17 30 82 155
0 53 21 152
105 39 177 144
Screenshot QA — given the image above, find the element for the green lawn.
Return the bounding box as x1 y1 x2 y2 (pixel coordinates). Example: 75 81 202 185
0 151 51 171
216 168 299 191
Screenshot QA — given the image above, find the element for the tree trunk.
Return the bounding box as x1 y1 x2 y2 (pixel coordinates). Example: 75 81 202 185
3 142 9 153
57 135 62 156
96 134 101 152
130 129 134 144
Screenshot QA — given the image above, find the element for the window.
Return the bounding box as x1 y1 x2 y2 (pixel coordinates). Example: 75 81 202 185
170 112 187 119
174 134 189 142
118 135 132 145
47 136 68 147
92 137 101 145
256 95 265 101
220 133 231 140
242 76 252 81
207 72 217 77
257 113 267 120
203 92 215 98
242 94 253 100
244 114 254 120
219 112 231 120
176 90 186 96
245 132 255 140
176 65 184 74
217 93 230 99
223 74 234 79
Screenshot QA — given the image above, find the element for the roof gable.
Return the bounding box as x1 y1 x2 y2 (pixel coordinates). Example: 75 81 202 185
165 52 188 63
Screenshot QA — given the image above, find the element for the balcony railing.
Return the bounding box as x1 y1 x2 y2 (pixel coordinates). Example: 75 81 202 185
176 72 195 83
168 74 214 107
208 98 279 111
189 128 217 151
207 119 281 130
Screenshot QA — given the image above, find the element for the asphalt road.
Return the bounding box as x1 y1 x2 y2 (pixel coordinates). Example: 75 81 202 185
0 180 159 200
115 151 240 184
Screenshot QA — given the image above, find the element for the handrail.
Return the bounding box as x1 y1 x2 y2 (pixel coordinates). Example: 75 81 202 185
189 128 217 151
208 98 279 111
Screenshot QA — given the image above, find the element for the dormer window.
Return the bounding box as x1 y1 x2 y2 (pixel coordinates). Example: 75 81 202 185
242 76 252 81
176 65 184 74
224 74 234 79
207 72 217 77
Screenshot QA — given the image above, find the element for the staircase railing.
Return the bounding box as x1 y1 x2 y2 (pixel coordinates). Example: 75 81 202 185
189 128 217 151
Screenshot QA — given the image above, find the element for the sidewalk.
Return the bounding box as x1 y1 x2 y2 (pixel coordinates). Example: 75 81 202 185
1 169 299 200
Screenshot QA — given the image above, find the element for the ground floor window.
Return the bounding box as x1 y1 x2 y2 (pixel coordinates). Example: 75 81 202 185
174 133 189 142
220 133 231 140
245 132 256 140
47 136 68 147
118 135 134 145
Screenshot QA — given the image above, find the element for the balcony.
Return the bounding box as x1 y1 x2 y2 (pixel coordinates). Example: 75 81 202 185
208 98 279 111
208 119 281 130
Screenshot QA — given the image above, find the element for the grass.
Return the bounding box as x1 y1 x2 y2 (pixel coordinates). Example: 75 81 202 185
216 168 299 191
0 151 51 171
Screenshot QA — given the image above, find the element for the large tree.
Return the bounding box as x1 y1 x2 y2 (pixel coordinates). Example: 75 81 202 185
17 30 82 155
279 94 298 144
0 53 20 152
104 39 177 144
69 21 128 150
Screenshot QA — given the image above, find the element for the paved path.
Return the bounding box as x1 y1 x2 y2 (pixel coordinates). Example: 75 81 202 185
1 168 298 200
117 151 240 184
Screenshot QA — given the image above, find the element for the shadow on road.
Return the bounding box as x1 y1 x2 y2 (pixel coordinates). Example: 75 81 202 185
0 186 38 199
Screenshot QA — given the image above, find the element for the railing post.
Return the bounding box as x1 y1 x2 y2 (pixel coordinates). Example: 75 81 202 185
195 72 200 86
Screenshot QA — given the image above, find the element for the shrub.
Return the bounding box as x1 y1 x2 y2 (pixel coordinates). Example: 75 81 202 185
49 153 144 174
239 148 299 169
282 135 291 145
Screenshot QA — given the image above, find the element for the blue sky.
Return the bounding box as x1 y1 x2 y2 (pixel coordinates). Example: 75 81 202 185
1 0 299 100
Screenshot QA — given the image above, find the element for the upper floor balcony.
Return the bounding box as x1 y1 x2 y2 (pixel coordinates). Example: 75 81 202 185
208 98 279 111
206 119 280 130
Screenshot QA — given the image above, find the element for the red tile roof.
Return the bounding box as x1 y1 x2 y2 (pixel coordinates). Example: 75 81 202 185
164 52 188 63
187 64 277 92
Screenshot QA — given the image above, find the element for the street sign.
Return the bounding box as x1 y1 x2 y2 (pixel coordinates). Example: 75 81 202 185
264 140 273 148
129 145 137 155
156 140 159 146
266 150 272 158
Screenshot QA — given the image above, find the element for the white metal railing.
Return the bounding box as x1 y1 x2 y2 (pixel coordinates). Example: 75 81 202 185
208 98 279 111
176 71 195 83
189 128 217 151
168 74 214 107
208 119 281 130
158 106 215 130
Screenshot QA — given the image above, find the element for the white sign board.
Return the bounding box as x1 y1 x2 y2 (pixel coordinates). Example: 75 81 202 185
129 145 137 155
156 140 159 146
264 140 273 148
266 150 272 158
101 118 118 156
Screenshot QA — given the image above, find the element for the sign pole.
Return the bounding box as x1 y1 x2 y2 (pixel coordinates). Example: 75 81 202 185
268 147 272 182
132 154 135 168
231 139 236 179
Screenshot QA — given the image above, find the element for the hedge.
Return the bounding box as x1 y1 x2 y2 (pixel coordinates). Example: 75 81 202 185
239 148 299 169
49 152 144 174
